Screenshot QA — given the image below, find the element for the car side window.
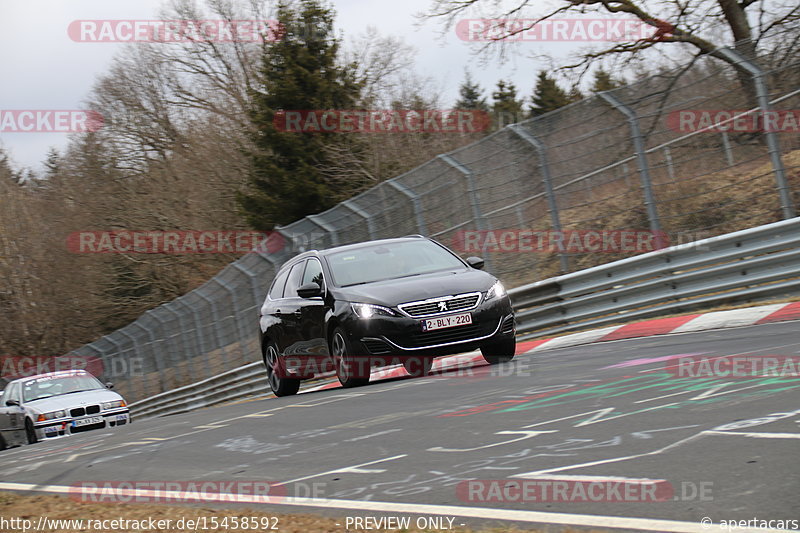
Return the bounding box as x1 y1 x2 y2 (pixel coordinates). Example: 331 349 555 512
268 268 290 300
5 383 20 403
283 261 306 299
302 258 324 288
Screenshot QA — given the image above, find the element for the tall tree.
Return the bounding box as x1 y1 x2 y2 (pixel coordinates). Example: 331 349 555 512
529 72 572 117
591 68 623 93
491 79 524 128
238 0 362 230
455 72 489 111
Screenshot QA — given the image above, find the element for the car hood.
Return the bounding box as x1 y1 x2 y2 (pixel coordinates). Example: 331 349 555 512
333 269 496 307
25 389 123 413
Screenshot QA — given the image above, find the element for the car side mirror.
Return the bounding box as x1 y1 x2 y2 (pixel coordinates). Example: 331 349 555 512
297 282 322 298
5 399 19 407
466 256 485 270
106 382 114 390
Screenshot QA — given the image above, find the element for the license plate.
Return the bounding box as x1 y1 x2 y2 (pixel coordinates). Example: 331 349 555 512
421 312 472 332
116 414 128 421
72 416 103 427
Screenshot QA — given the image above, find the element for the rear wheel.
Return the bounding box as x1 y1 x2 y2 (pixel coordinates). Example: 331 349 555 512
264 342 300 397
25 418 38 444
480 338 516 364
403 357 433 377
0 432 6 450
331 328 370 388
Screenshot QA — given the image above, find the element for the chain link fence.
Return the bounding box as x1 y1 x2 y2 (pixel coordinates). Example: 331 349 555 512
68 42 799 403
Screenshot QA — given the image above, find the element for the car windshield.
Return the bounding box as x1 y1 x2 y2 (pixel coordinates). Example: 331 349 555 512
22 375 105 402
326 240 465 287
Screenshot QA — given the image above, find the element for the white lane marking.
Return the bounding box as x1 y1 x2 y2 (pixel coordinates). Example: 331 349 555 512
275 454 407 486
512 474 666 483
702 430 800 439
0 481 752 533
512 432 707 477
428 431 557 452
193 424 228 429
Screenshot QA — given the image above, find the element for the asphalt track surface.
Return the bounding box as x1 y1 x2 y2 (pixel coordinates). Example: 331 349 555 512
2 320 799 532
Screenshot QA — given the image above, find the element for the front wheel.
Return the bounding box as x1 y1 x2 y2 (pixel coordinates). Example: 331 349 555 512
25 419 38 444
331 328 370 388
480 338 516 365
264 342 300 397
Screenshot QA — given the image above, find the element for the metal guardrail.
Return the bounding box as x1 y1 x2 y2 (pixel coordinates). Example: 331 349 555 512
130 217 800 419
509 217 800 340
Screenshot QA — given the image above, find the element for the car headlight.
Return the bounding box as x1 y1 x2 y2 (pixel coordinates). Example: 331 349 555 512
485 280 506 301
351 303 396 319
37 410 66 421
102 400 126 410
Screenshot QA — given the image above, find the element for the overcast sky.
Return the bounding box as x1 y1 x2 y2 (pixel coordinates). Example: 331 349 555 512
0 0 592 172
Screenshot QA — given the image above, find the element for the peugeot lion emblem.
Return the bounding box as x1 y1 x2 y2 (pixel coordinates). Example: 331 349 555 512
438 301 448 312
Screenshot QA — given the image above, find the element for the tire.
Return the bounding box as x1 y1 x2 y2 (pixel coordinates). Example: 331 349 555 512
264 341 301 397
480 338 516 364
25 418 38 444
331 328 370 388
0 432 6 451
403 357 433 377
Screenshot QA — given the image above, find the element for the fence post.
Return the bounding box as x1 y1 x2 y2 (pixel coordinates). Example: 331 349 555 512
598 91 664 246
118 329 154 398
306 214 340 246
175 298 214 380
386 179 428 235
510 124 569 273
437 153 494 272
133 319 166 391
716 47 794 219
195 286 228 376
163 304 196 383
343 199 377 240
213 277 252 365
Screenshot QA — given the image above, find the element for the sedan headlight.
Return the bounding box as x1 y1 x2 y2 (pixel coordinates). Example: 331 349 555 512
351 303 397 319
485 280 506 301
102 400 126 410
37 410 66 421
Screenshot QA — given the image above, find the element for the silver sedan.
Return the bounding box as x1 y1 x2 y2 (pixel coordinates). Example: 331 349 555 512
0 369 130 449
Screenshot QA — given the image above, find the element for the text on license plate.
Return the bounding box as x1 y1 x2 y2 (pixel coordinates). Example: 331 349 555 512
73 416 103 427
421 312 472 332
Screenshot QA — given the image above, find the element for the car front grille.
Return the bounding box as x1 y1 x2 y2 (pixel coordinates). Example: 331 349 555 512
407 323 483 348
501 315 515 334
399 293 481 318
70 405 100 417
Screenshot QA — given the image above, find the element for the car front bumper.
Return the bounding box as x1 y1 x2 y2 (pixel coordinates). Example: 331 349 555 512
34 409 130 439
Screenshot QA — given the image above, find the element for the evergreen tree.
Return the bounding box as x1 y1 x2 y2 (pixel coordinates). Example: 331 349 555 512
491 79 524 129
238 0 361 230
529 71 572 117
455 72 489 111
591 68 622 93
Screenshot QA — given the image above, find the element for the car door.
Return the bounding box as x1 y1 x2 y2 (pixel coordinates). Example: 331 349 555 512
297 258 329 363
0 383 26 446
276 261 306 356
